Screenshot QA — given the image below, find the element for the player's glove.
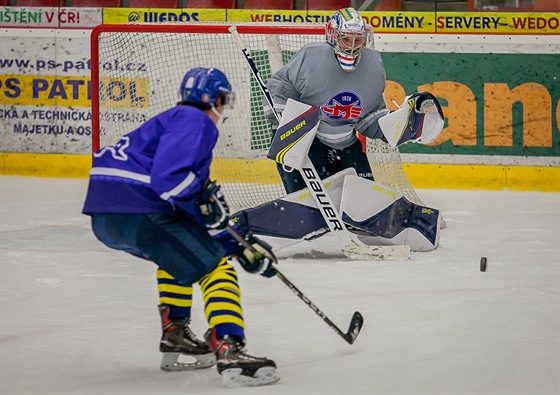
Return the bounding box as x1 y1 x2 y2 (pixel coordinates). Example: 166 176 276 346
233 234 277 278
198 180 230 230
378 91 444 147
404 92 445 145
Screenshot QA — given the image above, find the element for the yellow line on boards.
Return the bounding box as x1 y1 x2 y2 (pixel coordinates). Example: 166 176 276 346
1 153 558 192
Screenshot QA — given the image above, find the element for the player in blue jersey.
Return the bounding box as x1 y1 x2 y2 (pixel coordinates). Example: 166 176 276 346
83 67 279 388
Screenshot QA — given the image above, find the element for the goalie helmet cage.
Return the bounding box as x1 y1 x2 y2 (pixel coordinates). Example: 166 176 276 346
91 23 426 211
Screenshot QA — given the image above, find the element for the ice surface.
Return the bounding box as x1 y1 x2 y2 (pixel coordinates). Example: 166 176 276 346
1 176 558 394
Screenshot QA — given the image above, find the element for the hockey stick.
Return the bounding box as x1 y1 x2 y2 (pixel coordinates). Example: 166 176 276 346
226 224 364 345
228 26 410 261
229 26 280 124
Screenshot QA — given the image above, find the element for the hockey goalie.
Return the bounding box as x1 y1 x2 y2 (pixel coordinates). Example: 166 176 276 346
231 95 444 259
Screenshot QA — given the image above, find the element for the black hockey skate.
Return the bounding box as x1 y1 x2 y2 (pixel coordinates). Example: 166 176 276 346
158 305 216 372
206 328 279 387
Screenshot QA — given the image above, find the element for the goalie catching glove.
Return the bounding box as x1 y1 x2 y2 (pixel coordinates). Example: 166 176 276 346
232 233 277 278
199 180 229 229
378 91 445 147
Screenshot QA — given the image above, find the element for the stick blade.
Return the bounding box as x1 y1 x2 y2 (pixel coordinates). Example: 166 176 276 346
343 311 364 345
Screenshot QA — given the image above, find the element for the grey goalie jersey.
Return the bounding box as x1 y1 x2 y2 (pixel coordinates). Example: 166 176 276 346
264 42 390 150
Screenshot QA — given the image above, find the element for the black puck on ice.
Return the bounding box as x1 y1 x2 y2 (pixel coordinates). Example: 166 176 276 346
480 257 487 272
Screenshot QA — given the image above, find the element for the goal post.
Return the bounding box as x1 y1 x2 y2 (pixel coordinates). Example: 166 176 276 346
90 23 428 212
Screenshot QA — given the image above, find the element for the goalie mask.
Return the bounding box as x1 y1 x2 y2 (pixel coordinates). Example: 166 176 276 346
179 67 235 125
326 7 372 72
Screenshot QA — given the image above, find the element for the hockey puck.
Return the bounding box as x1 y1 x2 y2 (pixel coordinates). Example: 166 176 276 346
480 257 487 272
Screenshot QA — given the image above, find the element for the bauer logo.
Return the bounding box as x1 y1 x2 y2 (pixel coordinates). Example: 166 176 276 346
321 91 363 120
371 184 398 199
301 167 344 231
279 120 306 140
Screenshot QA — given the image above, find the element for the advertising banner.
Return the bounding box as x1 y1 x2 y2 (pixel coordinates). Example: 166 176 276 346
0 33 92 154
433 12 559 34
382 53 559 158
102 7 226 24
0 7 102 28
97 8 560 34
0 6 557 32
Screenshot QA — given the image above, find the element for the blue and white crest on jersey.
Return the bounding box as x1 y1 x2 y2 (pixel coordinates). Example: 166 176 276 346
94 136 130 161
321 91 363 120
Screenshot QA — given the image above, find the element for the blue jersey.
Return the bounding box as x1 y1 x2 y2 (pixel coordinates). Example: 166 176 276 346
83 105 217 224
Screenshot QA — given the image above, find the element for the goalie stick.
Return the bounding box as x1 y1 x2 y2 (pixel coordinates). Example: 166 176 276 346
228 26 410 261
226 224 363 345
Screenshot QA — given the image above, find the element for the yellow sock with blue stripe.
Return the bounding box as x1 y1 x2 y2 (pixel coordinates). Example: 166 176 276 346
157 269 192 319
199 258 245 340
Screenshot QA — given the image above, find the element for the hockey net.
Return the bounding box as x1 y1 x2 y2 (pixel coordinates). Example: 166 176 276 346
91 24 427 211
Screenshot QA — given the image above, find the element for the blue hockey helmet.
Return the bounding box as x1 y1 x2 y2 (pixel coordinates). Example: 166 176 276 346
179 67 233 108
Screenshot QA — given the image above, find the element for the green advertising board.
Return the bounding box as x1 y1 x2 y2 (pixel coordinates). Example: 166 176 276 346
382 52 559 157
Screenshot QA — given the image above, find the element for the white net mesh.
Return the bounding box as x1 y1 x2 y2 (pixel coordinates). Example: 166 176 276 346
366 139 425 205
92 23 425 211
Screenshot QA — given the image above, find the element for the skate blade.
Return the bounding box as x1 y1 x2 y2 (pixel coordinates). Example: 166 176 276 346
221 366 280 388
160 352 216 372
